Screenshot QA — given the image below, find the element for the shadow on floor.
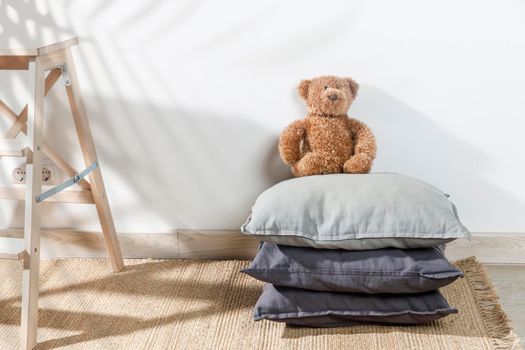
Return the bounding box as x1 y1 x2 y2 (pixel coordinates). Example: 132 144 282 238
0 259 260 349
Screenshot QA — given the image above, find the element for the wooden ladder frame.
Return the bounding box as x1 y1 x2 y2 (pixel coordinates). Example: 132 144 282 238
0 37 124 350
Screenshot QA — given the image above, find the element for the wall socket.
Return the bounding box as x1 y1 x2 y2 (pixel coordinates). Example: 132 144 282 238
12 166 58 185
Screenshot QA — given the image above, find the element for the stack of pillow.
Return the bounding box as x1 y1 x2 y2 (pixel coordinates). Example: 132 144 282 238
241 173 470 327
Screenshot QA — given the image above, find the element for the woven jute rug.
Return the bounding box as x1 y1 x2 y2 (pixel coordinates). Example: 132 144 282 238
0 257 520 350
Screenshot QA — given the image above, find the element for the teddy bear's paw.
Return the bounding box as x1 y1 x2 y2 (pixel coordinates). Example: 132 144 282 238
292 153 329 177
291 165 302 177
343 154 372 174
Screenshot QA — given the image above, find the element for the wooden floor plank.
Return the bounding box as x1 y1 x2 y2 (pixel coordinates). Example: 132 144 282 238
178 229 258 259
446 234 525 264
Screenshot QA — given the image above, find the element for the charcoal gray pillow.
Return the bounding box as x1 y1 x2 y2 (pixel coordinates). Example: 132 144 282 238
254 284 457 327
241 173 470 250
243 243 463 293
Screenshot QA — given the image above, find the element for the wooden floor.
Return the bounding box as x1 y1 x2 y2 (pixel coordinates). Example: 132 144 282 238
484 264 525 344
444 235 525 343
446 236 525 343
0 230 524 343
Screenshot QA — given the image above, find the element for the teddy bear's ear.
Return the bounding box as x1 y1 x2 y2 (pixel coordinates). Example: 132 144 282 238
346 78 359 97
297 79 311 100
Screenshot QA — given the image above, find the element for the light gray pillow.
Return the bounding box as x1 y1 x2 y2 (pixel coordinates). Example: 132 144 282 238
254 284 457 327
241 173 470 250
242 243 463 293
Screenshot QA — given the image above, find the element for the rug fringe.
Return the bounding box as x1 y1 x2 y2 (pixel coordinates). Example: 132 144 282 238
455 257 522 350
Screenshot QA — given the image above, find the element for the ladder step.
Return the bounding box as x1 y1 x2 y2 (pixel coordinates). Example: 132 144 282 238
0 149 24 157
0 187 94 204
0 237 27 260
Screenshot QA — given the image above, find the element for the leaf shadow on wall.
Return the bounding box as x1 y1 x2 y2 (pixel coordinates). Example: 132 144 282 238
7 86 524 233
25 95 292 231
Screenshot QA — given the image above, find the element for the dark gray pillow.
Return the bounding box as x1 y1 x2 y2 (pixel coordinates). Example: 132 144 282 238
242 243 463 293
241 173 470 250
254 284 457 327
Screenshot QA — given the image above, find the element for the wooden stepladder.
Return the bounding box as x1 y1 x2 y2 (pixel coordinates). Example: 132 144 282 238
0 38 125 349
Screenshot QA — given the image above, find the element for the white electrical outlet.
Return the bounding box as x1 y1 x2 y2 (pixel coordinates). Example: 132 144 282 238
12 165 60 185
42 167 52 182
45 165 62 184
12 167 26 184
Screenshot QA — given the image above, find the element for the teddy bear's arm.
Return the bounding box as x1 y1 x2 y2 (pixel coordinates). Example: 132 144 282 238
348 118 377 157
344 118 377 174
279 119 306 165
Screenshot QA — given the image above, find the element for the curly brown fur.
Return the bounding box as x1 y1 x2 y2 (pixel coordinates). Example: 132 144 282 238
279 75 376 177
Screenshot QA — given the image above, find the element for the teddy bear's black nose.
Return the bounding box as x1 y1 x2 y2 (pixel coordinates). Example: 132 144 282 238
328 94 338 101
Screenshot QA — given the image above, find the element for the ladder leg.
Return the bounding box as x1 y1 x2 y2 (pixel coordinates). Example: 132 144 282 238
21 57 45 350
64 48 124 272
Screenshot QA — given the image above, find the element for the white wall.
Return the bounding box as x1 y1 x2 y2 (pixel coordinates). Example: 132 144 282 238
1 0 524 233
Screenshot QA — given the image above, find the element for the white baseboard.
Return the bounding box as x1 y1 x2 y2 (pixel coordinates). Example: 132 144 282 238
0 229 259 260
0 229 523 264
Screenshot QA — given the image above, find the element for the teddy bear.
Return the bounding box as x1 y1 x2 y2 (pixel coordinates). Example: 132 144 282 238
278 75 377 177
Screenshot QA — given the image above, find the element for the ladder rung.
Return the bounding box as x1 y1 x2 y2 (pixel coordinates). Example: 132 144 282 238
0 149 24 157
0 187 95 204
0 237 27 260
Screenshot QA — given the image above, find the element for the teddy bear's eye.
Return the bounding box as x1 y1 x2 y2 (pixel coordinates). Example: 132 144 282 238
324 85 328 90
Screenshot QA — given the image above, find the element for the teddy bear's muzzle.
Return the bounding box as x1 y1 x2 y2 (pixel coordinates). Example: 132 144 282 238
324 88 345 103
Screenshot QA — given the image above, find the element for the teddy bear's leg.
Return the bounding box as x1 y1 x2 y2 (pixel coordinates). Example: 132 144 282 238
293 153 337 176
343 154 373 174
